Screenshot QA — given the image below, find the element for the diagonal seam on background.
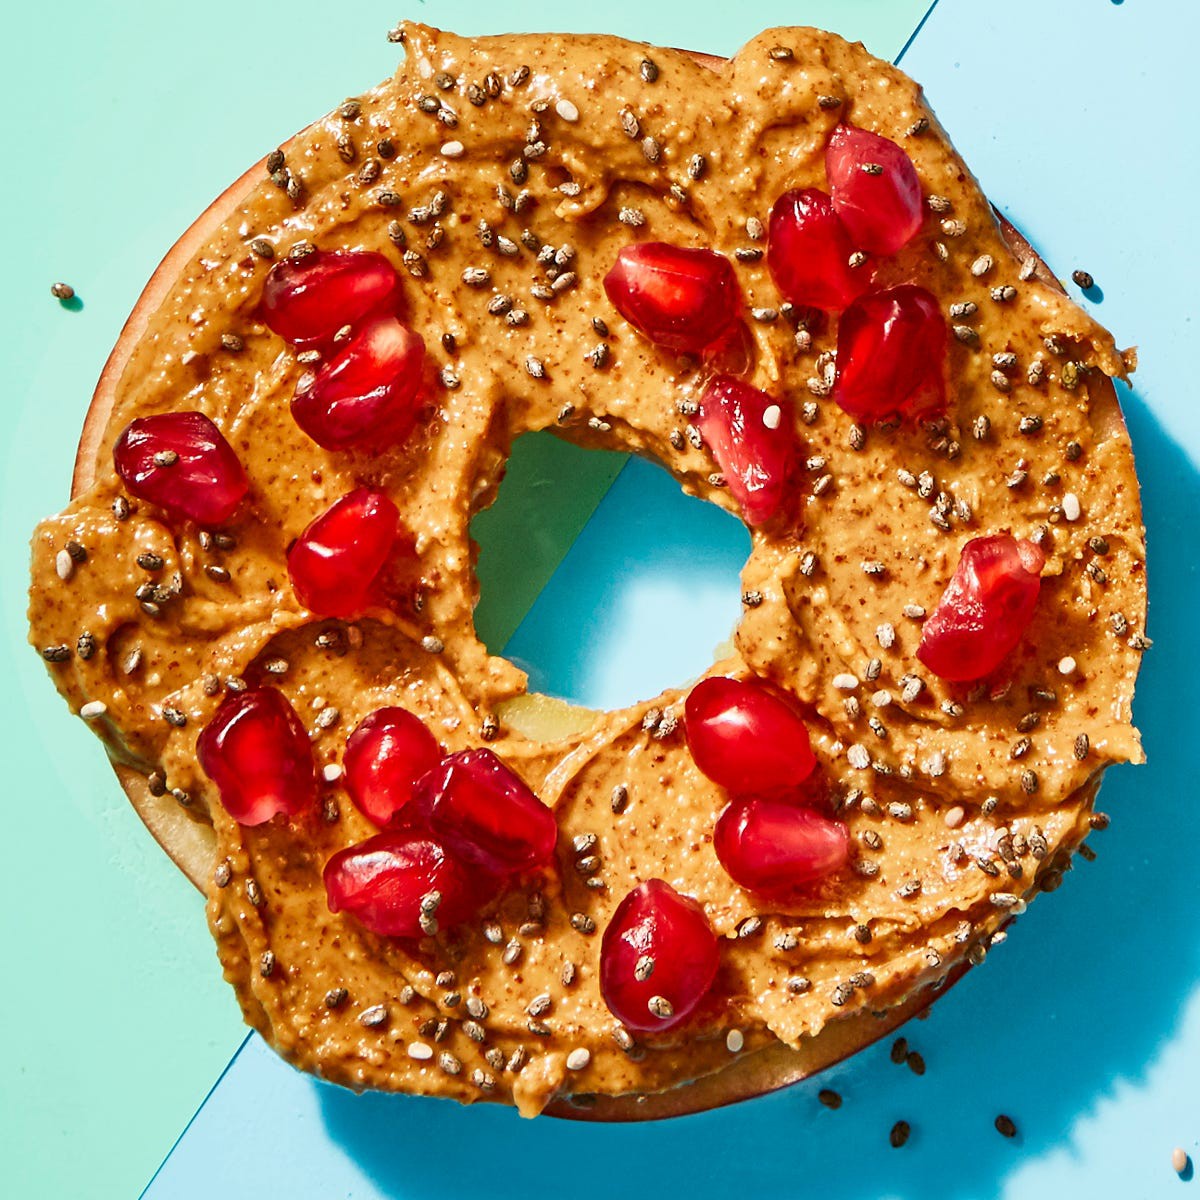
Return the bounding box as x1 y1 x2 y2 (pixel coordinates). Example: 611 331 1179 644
895 0 941 65
137 1034 252 1200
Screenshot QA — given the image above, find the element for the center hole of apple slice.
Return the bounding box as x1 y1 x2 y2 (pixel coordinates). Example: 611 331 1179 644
470 432 749 713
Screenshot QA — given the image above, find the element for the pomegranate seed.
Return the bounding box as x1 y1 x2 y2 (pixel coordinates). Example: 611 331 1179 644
291 315 426 451
825 124 923 255
324 829 479 938
113 412 248 526
685 676 817 795
342 707 442 827
917 535 1045 682
702 319 756 379
197 687 317 826
696 376 798 526
413 748 557 876
832 285 947 422
603 242 741 353
599 879 720 1033
767 188 873 311
261 249 400 347
287 487 403 618
714 797 849 897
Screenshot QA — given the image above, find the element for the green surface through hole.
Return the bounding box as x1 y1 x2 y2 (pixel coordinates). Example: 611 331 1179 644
471 431 627 654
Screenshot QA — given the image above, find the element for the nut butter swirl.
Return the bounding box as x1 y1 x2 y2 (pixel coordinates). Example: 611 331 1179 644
29 24 1144 1115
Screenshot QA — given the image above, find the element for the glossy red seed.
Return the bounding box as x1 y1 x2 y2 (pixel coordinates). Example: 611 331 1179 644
113 412 248 526
323 829 479 938
701 318 756 379
413 748 557 876
767 188 874 311
291 315 426 451
714 797 849 897
342 707 442 827
261 249 400 347
603 242 741 353
833 285 947 422
685 676 817 795
696 375 798 526
825 123 923 255
599 879 720 1033
287 487 402 619
917 535 1045 682
197 687 317 826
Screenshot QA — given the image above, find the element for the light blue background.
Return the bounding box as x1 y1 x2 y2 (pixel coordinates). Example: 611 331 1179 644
144 1 1199 1197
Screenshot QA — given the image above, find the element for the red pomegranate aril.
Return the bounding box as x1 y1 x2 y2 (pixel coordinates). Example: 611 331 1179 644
600 879 720 1034
261 249 400 347
702 319 756 379
714 797 848 897
324 829 479 938
603 242 741 353
767 188 874 311
917 535 1045 682
685 675 817 795
291 315 426 451
113 412 248 526
825 123 923 255
287 487 403 618
197 687 317 826
696 376 798 526
343 707 442 827
833 285 947 422
413 748 557 876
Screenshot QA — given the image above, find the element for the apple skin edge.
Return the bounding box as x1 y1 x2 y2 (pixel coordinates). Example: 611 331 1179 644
67 48 1127 1122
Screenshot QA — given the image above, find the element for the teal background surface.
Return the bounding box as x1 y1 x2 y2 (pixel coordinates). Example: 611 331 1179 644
4 2 1197 1198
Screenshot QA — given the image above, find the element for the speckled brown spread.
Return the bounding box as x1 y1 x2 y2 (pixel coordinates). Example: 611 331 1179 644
28 24 1146 1117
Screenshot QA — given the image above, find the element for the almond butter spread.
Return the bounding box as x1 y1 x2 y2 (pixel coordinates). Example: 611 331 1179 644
27 24 1146 1117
